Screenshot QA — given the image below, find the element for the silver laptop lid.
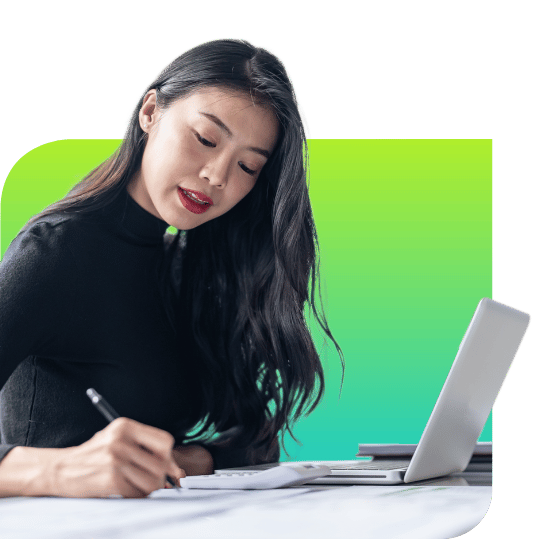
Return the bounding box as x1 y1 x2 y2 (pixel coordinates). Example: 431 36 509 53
404 298 529 483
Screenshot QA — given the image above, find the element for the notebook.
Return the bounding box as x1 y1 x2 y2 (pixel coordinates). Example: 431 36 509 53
215 298 529 484
355 441 492 473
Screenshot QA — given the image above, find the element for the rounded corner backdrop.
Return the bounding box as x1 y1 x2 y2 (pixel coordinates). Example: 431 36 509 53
1 139 492 461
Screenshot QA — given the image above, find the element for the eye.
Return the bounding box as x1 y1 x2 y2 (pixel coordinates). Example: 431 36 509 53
195 133 215 148
239 163 257 176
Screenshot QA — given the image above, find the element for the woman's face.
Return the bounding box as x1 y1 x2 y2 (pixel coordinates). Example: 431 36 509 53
127 87 280 230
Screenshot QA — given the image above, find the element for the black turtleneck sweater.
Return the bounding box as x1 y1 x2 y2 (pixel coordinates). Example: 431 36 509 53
0 187 278 470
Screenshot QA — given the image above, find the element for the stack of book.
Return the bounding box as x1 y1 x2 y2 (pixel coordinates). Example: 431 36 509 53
356 441 492 473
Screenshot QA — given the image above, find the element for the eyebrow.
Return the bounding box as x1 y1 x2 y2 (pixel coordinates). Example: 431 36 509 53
199 111 271 159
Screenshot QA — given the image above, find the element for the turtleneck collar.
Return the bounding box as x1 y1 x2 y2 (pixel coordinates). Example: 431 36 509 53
96 187 169 245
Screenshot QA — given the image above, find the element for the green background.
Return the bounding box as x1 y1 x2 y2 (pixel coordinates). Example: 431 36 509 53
0 0 539 538
1 139 492 461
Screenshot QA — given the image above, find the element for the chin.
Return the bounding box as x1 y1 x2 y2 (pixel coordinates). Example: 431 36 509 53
171 216 206 231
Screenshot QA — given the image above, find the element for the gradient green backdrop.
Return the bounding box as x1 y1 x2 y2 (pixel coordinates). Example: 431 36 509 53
1 139 492 461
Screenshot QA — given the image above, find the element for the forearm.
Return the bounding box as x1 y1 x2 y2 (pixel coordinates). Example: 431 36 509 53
172 444 214 476
0 446 63 498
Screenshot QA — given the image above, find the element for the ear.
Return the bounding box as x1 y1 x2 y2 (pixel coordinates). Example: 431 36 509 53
140 90 159 133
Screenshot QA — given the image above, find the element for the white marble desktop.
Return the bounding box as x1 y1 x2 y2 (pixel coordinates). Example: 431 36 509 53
0 473 491 539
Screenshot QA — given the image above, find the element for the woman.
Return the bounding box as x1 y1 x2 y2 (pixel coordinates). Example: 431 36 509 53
0 39 344 498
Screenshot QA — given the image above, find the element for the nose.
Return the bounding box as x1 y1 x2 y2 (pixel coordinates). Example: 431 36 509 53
199 154 230 189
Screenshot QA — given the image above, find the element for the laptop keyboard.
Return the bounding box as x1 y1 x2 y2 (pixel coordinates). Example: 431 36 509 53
330 460 410 471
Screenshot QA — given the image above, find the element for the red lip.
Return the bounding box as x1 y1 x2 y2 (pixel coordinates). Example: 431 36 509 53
180 187 213 205
178 187 213 215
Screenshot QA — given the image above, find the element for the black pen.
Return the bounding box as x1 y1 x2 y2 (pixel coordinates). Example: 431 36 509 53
86 388 180 491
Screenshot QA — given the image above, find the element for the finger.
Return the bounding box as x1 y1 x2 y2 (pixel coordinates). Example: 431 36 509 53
170 469 186 486
123 421 176 461
117 440 174 480
115 442 184 490
109 419 182 480
118 463 163 497
106 470 148 499
119 480 147 499
138 444 185 481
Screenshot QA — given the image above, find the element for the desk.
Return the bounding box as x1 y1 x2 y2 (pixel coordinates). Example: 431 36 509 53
0 473 491 539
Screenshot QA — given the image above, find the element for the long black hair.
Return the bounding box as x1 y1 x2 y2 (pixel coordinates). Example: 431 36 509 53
25 39 345 464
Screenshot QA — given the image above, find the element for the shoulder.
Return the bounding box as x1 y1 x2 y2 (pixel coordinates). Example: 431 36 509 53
0 215 85 341
1 213 80 281
18 213 74 241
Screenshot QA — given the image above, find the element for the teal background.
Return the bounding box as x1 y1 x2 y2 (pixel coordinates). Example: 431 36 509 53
1 139 492 461
0 0 540 538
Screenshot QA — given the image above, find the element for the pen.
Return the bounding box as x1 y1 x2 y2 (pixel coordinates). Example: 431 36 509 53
86 388 180 491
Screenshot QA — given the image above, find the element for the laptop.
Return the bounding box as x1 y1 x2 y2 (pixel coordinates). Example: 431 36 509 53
215 298 530 484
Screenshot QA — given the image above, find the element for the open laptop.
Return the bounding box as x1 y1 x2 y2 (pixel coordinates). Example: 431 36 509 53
216 298 530 484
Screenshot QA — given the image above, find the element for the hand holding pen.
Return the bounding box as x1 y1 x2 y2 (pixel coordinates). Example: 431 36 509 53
34 390 186 498
86 388 185 495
